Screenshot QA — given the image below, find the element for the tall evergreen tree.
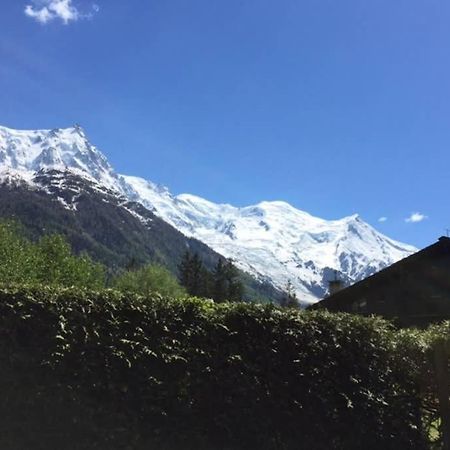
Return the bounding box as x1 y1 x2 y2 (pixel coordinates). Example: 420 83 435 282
190 253 204 296
179 253 244 302
198 266 213 298
125 256 140 272
224 259 244 302
178 251 193 290
213 258 228 302
178 251 211 297
212 258 244 302
281 279 298 308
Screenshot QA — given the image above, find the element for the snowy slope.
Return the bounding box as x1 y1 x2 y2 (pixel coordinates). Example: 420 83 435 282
0 125 417 304
122 178 417 303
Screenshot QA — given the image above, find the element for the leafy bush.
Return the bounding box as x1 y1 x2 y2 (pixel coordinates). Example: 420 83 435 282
0 286 439 449
0 220 106 288
395 322 450 448
113 263 186 298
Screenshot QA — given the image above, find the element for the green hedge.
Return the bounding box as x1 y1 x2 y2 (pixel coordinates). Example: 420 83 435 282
0 286 444 449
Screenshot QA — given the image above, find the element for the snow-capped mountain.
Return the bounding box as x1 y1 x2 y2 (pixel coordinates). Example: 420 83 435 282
0 124 133 195
121 178 417 303
0 124 417 304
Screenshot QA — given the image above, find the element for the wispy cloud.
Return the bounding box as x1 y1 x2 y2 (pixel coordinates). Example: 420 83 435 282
405 212 428 223
378 217 387 223
24 0 99 25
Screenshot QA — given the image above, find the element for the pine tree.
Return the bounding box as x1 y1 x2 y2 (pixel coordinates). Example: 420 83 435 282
179 253 244 302
178 251 210 297
213 258 228 302
125 256 140 272
212 258 244 302
281 280 298 308
224 259 244 302
178 251 193 291
190 253 204 296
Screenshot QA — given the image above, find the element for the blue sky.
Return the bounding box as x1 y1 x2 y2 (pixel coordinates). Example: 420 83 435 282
1 0 449 248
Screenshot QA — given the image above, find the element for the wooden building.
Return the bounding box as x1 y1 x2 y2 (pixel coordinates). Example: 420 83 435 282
311 237 450 327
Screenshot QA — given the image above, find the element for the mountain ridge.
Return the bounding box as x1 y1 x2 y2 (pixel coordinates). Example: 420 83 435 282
0 124 417 304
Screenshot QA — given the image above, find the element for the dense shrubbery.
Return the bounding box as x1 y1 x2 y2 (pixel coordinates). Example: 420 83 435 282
0 286 446 449
395 324 450 448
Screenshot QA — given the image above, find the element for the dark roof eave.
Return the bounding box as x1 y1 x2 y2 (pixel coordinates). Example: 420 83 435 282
311 236 450 309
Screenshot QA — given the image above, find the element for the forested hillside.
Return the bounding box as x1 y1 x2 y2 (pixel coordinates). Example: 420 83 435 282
0 171 282 302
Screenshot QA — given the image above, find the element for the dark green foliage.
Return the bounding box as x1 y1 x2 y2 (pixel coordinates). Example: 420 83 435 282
0 286 439 449
179 252 245 302
178 251 192 288
212 258 228 301
178 251 211 297
395 323 450 448
213 258 244 302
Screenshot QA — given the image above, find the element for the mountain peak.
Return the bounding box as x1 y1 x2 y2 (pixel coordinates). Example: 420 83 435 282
341 213 361 223
256 200 297 211
0 124 122 193
72 123 86 137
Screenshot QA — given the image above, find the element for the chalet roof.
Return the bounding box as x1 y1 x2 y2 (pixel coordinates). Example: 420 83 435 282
312 236 450 309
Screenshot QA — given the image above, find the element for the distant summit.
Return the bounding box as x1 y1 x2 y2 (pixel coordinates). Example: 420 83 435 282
0 124 417 304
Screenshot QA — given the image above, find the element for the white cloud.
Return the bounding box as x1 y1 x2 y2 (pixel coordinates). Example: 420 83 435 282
24 0 98 25
405 212 428 223
378 217 387 223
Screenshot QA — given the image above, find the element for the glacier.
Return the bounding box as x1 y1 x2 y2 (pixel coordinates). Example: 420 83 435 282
0 124 417 304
